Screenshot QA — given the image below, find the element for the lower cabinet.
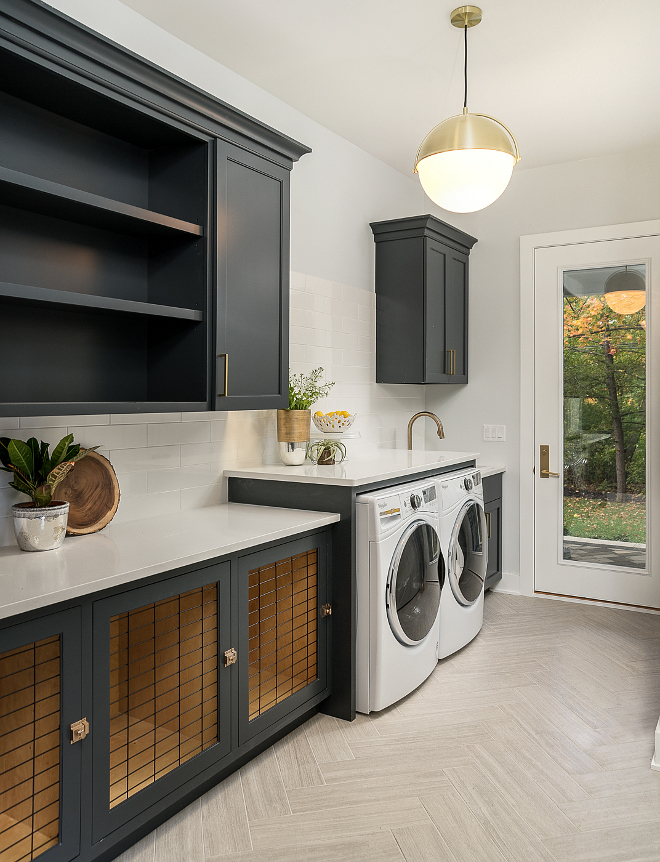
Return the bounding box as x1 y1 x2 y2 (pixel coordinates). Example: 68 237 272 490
482 474 503 590
0 530 330 862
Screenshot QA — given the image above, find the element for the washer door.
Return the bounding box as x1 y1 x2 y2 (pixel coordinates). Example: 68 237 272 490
448 499 487 606
387 520 443 646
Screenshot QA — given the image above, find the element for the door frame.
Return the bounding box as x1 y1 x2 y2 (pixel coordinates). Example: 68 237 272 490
519 220 660 601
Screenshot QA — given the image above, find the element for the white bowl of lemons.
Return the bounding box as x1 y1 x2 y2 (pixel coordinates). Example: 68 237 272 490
312 411 356 433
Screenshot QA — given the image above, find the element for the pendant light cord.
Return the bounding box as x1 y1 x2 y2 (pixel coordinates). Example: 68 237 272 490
463 24 468 109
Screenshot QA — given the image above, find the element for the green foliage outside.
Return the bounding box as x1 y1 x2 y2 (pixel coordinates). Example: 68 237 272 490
564 497 646 544
563 288 646 543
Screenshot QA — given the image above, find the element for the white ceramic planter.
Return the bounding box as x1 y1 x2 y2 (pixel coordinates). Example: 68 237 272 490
12 501 69 551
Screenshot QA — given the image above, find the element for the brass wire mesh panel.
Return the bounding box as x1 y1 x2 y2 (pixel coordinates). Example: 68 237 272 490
0 636 60 862
109 584 218 809
248 550 318 721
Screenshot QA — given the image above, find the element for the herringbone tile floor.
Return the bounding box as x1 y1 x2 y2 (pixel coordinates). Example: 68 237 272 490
118 592 660 862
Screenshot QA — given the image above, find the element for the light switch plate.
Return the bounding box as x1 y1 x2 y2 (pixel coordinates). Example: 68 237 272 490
484 424 506 441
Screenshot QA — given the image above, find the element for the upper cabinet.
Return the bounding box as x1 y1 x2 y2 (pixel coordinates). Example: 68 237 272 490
0 0 309 417
370 214 477 384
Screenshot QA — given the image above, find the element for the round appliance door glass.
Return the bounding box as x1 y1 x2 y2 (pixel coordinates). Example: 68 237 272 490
387 520 443 646
449 499 487 606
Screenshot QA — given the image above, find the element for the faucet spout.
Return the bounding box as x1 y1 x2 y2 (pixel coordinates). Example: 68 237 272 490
407 412 445 450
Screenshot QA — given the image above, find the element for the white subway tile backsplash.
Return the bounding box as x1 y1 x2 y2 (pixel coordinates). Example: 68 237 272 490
1 271 425 545
111 412 182 424
109 445 180 473
0 418 19 431
68 424 147 450
148 421 210 447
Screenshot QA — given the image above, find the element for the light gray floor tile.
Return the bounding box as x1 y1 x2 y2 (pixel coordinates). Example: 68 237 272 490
421 786 508 862
304 713 354 762
205 831 404 862
240 746 290 821
337 712 380 741
392 822 456 862
201 771 252 857
248 798 431 851
154 799 203 862
114 832 155 862
274 724 324 789
543 821 660 862
558 785 660 830
575 765 660 798
445 764 557 861
517 684 614 747
287 773 450 814
584 738 655 771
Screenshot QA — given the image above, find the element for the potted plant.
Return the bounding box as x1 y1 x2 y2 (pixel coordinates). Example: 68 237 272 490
277 368 334 465
308 439 347 466
0 434 98 551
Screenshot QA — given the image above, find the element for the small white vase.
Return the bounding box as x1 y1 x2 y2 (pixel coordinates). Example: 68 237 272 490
12 501 70 551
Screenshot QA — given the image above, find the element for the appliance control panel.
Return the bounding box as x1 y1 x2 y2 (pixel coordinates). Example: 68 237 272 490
439 470 483 510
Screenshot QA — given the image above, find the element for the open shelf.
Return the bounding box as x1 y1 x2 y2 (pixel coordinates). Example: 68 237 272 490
0 282 203 321
0 166 204 239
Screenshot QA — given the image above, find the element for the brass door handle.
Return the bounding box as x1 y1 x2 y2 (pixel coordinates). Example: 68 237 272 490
446 349 456 375
217 353 228 397
539 445 561 478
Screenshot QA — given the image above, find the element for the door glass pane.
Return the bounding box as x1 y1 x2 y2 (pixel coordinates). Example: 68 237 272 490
563 264 646 570
109 584 218 809
0 636 60 862
392 523 441 643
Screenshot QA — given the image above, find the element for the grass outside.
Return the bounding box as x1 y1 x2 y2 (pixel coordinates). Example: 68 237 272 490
564 497 646 544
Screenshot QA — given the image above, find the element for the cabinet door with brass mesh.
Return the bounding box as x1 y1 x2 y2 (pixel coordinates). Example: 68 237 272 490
0 609 81 862
238 533 329 744
91 562 231 841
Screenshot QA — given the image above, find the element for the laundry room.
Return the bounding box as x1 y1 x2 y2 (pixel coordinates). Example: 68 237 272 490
0 2 659 862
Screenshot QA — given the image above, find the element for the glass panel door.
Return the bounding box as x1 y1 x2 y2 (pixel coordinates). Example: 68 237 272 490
387 521 442 645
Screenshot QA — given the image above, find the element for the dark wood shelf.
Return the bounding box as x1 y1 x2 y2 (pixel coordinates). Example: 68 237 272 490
0 282 203 321
0 166 204 239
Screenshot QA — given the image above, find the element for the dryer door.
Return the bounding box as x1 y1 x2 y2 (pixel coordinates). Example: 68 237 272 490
448 499 487 606
387 520 443 646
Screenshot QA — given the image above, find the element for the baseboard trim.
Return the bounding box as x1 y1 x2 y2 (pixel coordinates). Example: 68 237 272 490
491 572 520 594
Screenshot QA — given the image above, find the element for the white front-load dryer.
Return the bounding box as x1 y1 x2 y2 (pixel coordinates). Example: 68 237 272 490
437 468 487 659
356 479 444 713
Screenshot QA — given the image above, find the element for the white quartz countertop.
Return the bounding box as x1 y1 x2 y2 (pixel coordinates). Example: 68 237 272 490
0 504 339 621
224 449 479 487
480 465 506 478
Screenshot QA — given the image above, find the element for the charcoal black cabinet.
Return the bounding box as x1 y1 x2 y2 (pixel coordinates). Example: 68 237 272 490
0 527 331 862
370 214 477 384
215 142 290 409
0 0 308 417
482 473 503 590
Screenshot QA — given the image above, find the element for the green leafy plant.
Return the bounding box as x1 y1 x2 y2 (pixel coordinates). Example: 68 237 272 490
288 367 335 410
0 434 98 508
308 439 346 466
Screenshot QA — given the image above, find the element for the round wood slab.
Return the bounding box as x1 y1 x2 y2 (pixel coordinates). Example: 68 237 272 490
57 451 120 535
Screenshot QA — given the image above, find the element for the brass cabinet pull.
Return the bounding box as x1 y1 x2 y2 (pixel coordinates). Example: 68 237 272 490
446 348 456 375
485 511 492 539
539 444 561 478
224 647 237 667
217 353 229 397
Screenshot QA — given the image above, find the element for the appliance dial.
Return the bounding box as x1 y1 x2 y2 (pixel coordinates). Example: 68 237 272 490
410 493 422 510
464 477 473 491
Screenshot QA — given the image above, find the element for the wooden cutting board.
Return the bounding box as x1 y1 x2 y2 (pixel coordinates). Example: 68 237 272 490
57 451 120 535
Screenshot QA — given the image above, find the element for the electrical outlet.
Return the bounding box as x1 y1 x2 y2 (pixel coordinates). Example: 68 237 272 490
483 424 506 441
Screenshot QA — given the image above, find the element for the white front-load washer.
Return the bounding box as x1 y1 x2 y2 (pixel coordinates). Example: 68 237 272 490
437 468 487 659
356 478 444 713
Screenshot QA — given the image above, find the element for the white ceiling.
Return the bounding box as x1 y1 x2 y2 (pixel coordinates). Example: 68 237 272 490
119 0 660 176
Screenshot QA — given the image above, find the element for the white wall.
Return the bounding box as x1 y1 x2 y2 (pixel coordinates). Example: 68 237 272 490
424 147 660 584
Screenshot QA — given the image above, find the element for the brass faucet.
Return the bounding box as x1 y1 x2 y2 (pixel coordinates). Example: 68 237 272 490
407 412 445 450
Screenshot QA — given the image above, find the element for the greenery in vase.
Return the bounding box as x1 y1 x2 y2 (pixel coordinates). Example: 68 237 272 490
0 434 98 508
288 367 335 410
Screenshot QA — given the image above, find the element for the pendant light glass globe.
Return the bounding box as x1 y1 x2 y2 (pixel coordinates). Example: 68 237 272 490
415 111 518 213
414 6 520 213
604 269 646 315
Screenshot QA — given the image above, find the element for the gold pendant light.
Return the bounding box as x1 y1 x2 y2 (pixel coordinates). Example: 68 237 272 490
414 6 520 213
603 268 646 315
